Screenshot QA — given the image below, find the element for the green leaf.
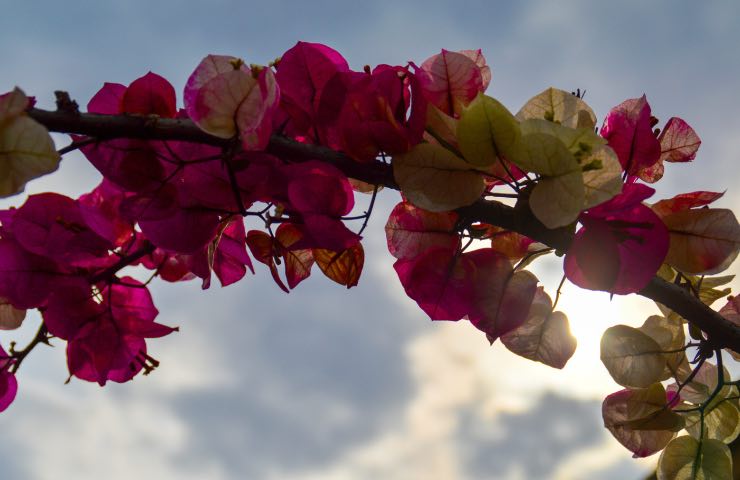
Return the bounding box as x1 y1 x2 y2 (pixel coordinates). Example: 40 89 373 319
684 400 740 443
393 142 485 212
657 436 732 480
516 87 597 129
600 324 667 388
457 93 522 167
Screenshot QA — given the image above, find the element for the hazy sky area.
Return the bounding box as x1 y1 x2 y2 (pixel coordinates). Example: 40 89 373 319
1 1 739 479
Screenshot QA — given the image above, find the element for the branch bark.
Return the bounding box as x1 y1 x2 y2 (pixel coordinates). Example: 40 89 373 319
27 108 740 354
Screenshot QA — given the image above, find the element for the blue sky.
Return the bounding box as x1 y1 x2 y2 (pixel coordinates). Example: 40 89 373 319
1 1 739 479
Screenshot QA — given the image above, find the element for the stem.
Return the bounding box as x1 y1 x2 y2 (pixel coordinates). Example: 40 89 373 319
9 323 50 374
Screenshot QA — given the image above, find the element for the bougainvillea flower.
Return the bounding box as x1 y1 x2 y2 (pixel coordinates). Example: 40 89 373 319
0 343 17 412
43 277 176 385
394 246 537 341
275 41 350 137
78 180 134 247
565 183 669 294
11 192 113 267
600 95 661 178
316 65 426 162
185 55 280 150
82 75 179 192
282 161 360 251
0 237 68 309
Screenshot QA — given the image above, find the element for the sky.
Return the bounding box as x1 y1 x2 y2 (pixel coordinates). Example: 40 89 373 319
1 1 739 479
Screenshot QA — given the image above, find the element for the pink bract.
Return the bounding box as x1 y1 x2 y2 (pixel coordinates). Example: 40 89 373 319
601 96 661 179
565 184 669 294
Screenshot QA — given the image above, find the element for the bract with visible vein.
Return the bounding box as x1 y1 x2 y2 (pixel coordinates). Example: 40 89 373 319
314 243 364 288
639 117 700 182
385 201 459 261
418 50 485 117
600 95 661 178
457 93 522 168
275 223 314 289
660 208 740 275
276 41 349 134
185 55 279 150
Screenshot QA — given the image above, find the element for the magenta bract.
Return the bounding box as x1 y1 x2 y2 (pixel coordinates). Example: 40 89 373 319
565 184 669 294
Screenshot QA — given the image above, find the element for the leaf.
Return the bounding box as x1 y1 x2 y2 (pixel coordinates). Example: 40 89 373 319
657 436 732 480
581 145 623 210
393 142 485 212
684 401 740 443
516 132 584 228
457 93 522 167
384 201 459 261
0 89 60 197
662 208 740 275
314 243 364 288
0 297 26 330
603 384 680 458
529 170 585 228
600 325 667 388
501 288 577 368
638 315 686 379
516 87 597 129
